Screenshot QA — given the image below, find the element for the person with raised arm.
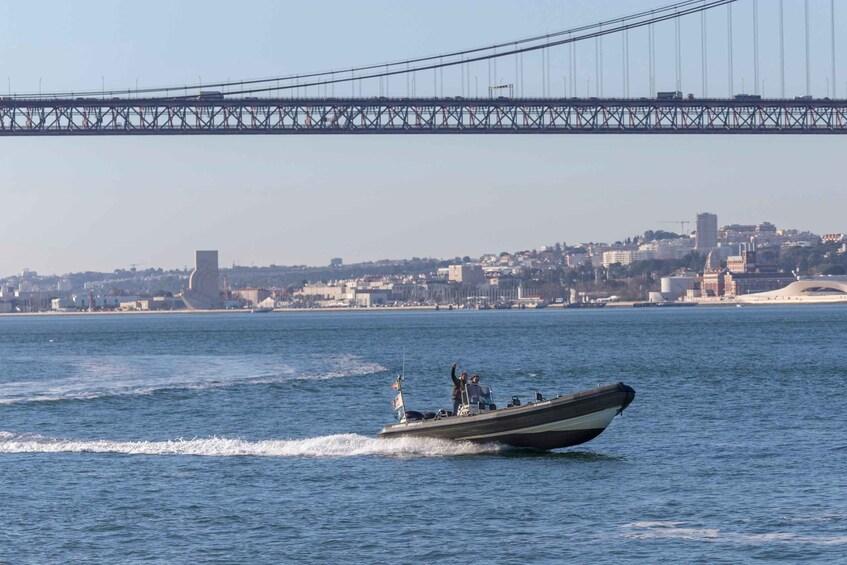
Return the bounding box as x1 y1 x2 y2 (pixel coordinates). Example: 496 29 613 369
450 362 468 416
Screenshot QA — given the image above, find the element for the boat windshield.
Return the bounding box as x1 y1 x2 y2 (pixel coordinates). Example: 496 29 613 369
463 384 493 411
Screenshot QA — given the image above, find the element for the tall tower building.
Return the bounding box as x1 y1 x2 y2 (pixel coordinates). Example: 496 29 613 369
695 213 718 252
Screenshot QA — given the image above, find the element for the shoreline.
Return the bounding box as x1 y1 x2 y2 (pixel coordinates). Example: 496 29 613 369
2 300 846 317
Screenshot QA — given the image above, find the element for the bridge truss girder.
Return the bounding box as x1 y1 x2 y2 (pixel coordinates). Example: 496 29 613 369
2 98 847 135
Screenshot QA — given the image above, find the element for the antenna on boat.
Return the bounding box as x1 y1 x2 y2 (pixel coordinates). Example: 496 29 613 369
392 347 408 422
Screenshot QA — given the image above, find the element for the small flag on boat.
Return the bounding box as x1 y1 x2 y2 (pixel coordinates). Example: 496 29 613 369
391 381 399 390
392 392 404 411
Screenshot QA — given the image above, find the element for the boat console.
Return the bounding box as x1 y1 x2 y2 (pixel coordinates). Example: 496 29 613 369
456 384 496 416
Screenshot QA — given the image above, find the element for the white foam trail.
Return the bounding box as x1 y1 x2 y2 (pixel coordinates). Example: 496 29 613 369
0 354 389 405
0 432 500 458
621 521 847 546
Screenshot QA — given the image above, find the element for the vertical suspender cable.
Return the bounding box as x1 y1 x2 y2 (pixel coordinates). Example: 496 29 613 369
832 0 837 98
780 0 785 98
595 30 600 96
541 48 546 97
753 0 759 95
625 27 630 97
520 52 523 98
649 22 655 96
515 45 519 97
549 43 552 97
702 4 708 97
440 57 444 98
806 0 811 96
487 57 491 96
676 14 681 92
622 25 627 97
492 47 497 93
728 3 734 97
570 37 575 97
599 24 604 97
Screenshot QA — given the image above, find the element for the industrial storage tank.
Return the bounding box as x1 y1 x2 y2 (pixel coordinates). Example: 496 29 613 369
660 276 696 300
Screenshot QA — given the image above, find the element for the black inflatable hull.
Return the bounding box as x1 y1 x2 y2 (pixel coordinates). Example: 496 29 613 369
377 382 635 450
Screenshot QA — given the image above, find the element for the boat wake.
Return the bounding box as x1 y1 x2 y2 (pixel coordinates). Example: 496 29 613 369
0 431 500 458
621 521 847 546
0 353 388 405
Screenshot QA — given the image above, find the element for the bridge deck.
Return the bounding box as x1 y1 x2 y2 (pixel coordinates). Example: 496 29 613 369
2 97 847 135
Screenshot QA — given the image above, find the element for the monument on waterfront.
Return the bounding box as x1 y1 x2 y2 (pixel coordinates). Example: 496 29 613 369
181 250 223 310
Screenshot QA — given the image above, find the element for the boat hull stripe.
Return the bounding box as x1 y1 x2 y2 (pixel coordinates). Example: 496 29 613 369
461 406 620 440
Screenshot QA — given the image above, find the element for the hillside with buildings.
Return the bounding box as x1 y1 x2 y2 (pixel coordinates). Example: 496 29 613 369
2 214 845 313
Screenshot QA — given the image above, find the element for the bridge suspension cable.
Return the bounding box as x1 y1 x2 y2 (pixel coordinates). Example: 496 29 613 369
189 0 738 99
16 0 737 100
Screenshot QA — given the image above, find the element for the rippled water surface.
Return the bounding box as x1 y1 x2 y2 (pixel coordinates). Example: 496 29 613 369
1 308 845 563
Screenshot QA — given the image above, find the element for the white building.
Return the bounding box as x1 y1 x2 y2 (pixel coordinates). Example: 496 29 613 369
353 289 390 307
639 238 695 260
448 265 485 286
602 249 654 267
301 283 348 300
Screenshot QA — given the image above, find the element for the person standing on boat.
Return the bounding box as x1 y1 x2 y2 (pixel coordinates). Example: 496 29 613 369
467 374 484 407
451 362 468 416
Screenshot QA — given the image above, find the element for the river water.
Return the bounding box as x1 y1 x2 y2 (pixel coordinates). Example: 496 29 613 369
1 307 845 563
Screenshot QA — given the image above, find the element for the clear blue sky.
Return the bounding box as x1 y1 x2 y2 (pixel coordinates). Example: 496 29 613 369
1 0 845 274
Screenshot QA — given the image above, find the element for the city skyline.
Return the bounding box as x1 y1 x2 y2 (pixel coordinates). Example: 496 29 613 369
1 210 835 279
2 1 846 274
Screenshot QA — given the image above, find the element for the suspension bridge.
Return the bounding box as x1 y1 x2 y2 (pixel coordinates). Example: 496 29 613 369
2 0 846 136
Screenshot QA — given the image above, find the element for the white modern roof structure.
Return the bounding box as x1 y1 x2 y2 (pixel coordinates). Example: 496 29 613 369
737 276 847 304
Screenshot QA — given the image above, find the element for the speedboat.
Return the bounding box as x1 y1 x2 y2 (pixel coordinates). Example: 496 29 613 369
378 378 635 450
